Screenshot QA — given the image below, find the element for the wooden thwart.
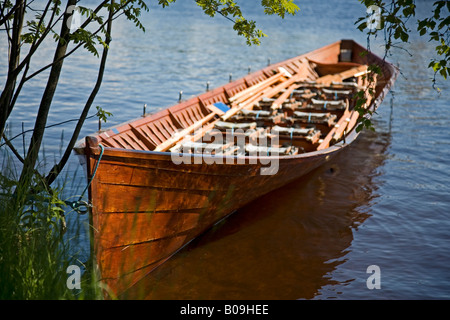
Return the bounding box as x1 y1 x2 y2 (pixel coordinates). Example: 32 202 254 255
270 83 299 110
245 144 298 156
315 65 368 86
154 63 370 152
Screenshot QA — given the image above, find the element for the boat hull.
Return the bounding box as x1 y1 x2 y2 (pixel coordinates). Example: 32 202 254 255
83 138 345 295
84 136 347 292
75 39 398 296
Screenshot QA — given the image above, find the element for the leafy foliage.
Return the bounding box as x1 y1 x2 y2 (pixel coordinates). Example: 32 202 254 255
356 0 449 84
417 1 449 85
195 0 299 45
96 106 113 124
354 0 449 131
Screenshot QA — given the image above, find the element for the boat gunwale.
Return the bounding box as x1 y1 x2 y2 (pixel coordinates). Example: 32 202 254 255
75 67 397 164
74 39 399 162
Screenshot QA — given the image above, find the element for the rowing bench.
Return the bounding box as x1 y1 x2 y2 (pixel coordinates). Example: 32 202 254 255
271 125 321 144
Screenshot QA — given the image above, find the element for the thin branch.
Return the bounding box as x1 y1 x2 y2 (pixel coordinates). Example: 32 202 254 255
12 3 64 80
0 0 25 26
22 0 132 82
0 0 26 138
8 0 109 83
0 113 98 148
45 0 115 186
1 132 25 164
8 1 58 115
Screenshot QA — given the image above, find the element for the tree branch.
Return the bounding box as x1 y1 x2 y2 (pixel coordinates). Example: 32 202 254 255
17 0 77 197
22 0 131 82
4 1 55 121
0 0 25 26
0 0 25 138
45 0 115 186
1 132 25 164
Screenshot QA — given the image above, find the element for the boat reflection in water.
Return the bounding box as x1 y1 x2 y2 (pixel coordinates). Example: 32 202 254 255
122 123 392 299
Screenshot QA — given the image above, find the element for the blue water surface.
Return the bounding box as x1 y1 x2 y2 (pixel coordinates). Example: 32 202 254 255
1 0 449 299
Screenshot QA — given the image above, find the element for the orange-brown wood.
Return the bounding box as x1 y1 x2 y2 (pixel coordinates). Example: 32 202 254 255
74 40 398 298
316 107 352 150
315 65 368 86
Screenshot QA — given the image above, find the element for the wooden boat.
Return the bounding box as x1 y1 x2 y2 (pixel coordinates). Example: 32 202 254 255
74 39 398 297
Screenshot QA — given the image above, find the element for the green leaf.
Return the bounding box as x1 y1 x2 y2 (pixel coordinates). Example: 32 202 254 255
430 61 440 72
439 67 447 79
438 16 450 30
357 22 367 31
96 106 113 123
261 0 299 18
417 19 427 31
400 29 409 42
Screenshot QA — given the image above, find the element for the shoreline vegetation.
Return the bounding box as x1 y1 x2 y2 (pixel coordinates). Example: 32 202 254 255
0 147 103 300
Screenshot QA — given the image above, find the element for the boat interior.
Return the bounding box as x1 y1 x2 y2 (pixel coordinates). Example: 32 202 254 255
94 41 377 157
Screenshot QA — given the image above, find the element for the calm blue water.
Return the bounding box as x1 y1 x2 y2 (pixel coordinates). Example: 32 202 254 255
1 0 449 299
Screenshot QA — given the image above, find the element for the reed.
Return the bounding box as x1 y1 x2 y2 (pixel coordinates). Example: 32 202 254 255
0 147 103 300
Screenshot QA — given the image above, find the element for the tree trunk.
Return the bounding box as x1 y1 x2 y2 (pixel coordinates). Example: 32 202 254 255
45 0 115 186
17 0 77 196
0 0 25 138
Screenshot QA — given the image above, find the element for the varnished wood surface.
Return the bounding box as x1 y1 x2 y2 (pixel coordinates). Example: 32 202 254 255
75 39 398 297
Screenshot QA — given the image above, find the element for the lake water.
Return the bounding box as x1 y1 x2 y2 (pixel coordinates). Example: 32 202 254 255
1 0 449 300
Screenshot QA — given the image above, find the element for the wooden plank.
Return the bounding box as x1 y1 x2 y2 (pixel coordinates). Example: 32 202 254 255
130 124 158 150
152 121 172 140
223 73 308 119
168 120 218 152
271 83 299 110
191 105 205 121
112 135 130 149
163 117 179 133
139 124 163 145
245 144 297 156
147 122 168 143
291 58 306 72
154 112 218 152
101 138 120 148
256 71 307 103
342 109 360 137
316 107 351 150
168 110 184 129
186 107 200 123
177 110 191 127
231 81 280 106
331 114 351 142
315 65 368 86
229 70 287 104
124 132 146 150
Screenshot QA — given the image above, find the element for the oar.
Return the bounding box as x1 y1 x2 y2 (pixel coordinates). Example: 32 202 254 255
229 67 292 104
270 83 299 110
156 82 283 152
153 112 218 152
155 64 370 152
153 83 279 152
226 71 310 117
316 107 351 150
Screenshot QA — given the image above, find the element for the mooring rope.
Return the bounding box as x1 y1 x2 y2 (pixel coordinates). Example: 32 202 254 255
66 144 104 214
